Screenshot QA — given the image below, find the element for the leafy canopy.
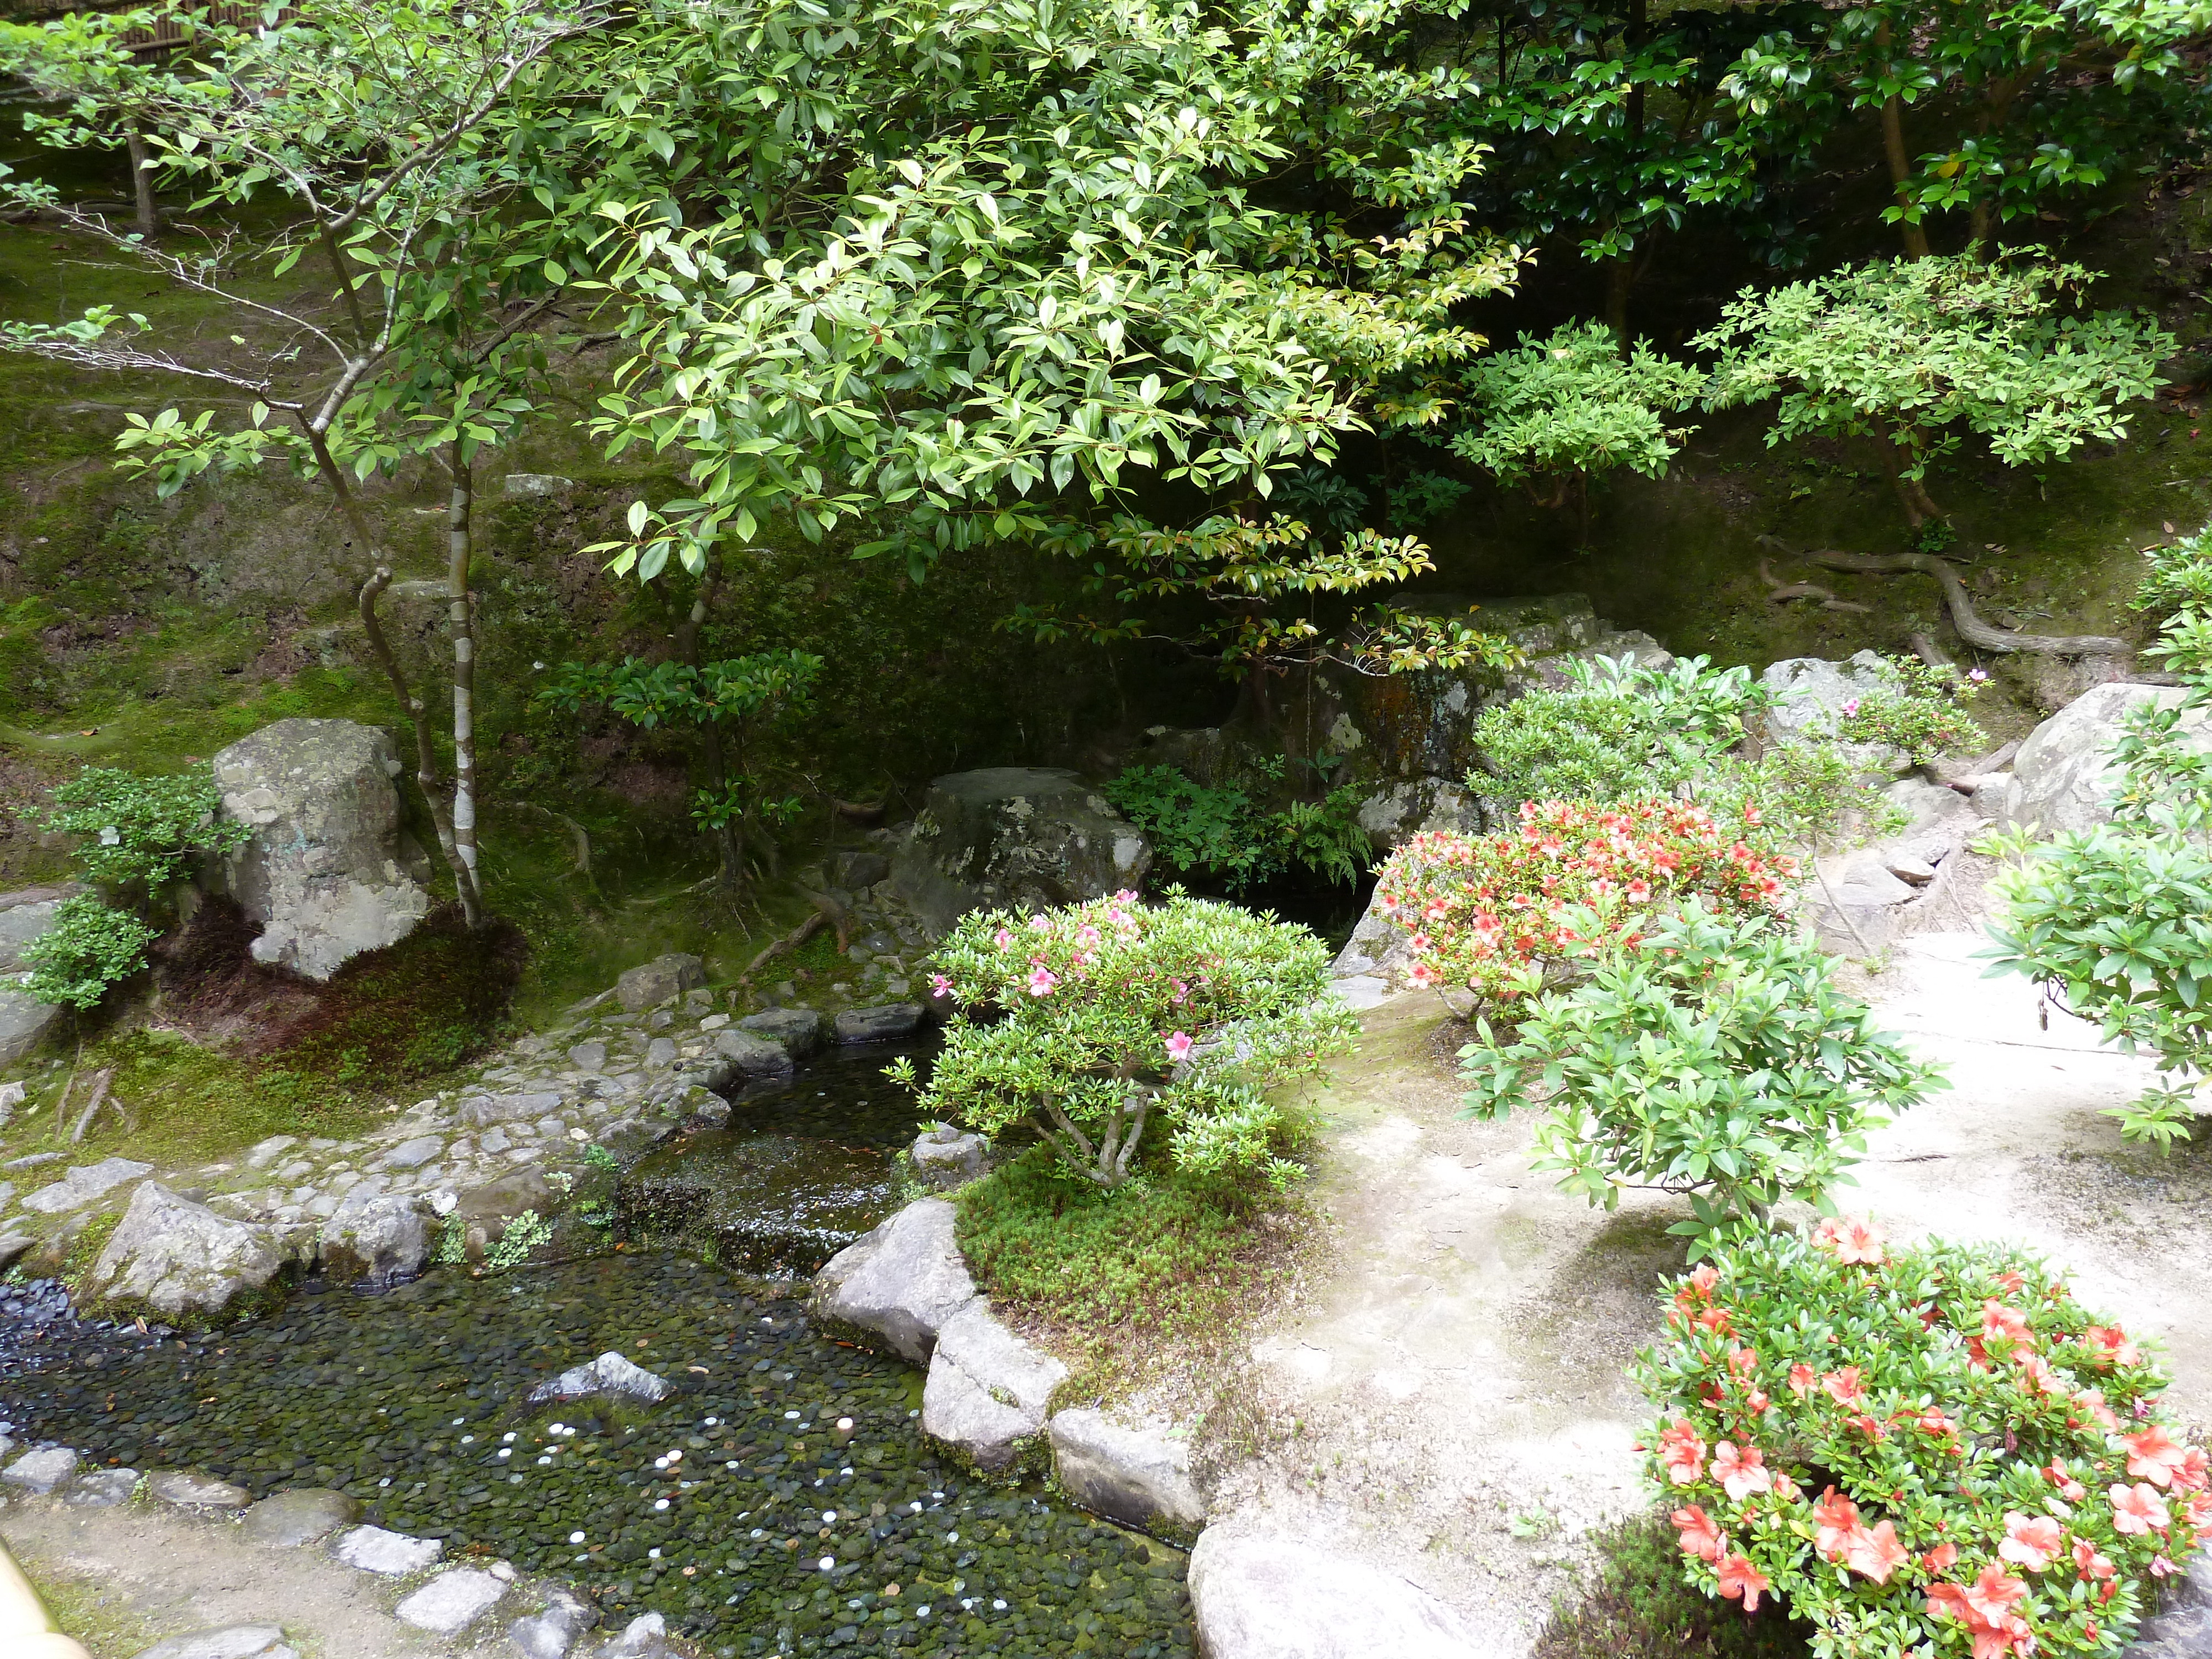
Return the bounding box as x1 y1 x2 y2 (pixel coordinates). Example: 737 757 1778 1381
44 764 249 890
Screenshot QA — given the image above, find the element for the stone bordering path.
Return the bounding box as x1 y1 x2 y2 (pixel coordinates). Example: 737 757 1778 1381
0 1457 690 1658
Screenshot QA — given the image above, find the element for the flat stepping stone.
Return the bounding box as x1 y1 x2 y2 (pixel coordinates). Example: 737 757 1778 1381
3 1446 77 1493
131 1628 297 1659
238 1487 359 1546
65 1466 139 1507
148 1469 252 1510
20 1156 153 1214
330 1522 442 1575
395 1566 507 1634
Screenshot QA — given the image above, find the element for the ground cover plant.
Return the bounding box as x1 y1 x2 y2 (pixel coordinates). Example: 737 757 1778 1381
1459 909 1940 1256
1641 1219 2207 1657
1103 763 1373 891
898 892 1354 1191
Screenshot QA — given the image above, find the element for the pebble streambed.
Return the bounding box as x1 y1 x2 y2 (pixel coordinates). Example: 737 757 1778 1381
0 1250 1196 1656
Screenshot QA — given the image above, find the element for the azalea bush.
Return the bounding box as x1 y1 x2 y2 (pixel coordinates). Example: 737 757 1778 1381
1641 1219 2205 1657
1460 910 1940 1255
1835 658 1987 766
1371 800 1797 1007
44 764 248 890
894 893 1356 1191
20 896 159 1010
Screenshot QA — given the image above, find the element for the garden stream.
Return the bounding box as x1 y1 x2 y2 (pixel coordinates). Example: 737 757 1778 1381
0 1041 1196 1657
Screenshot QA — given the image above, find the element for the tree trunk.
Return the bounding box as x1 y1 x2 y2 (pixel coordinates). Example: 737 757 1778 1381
445 441 484 927
672 576 744 889
125 128 158 239
1604 255 1634 351
1876 22 1932 260
1875 435 1943 527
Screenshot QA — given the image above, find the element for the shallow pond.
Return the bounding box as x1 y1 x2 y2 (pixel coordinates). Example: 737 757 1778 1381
0 1252 1194 1656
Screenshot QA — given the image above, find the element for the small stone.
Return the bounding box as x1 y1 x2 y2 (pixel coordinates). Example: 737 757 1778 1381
129 1626 298 1659
149 1468 252 1510
3 1445 77 1493
380 1136 445 1171
529 1351 672 1406
584 1612 679 1658
239 1487 360 1547
909 1126 989 1191
65 1466 140 1507
508 1587 599 1659
395 1567 508 1634
567 1041 607 1073
331 1523 442 1575
244 1136 300 1170
645 1037 678 1069
697 1014 729 1031
481 1128 512 1154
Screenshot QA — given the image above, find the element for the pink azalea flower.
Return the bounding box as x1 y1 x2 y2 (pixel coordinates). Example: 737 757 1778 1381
1844 1520 1907 1584
1969 667 1989 683
1671 1505 1721 1562
1164 1031 1194 1063
2112 1481 2171 1535
1710 1441 1772 1502
930 973 954 997
1657 1420 1704 1486
2125 1426 2193 1489
1999 1512 2063 1571
994 928 1014 949
1027 912 1052 931
1026 966 1059 998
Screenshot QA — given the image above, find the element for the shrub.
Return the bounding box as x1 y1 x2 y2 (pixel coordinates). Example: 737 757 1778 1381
1533 1512 1811 1659
1638 1220 2206 1656
43 763 248 889
20 896 159 1010
1103 764 1372 890
1460 909 1941 1255
1834 657 1986 766
1373 801 1797 1008
896 893 1354 1190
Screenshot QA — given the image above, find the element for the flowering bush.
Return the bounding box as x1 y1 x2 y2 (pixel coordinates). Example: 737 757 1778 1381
1460 909 1940 1255
1639 1219 2204 1657
1371 799 1797 1006
894 893 1356 1190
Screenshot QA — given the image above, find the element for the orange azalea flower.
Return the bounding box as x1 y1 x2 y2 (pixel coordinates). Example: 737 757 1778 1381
1923 1542 1959 1573
1695 1306 1734 1335
1813 1488 1861 1562
2075 1389 2121 1431
2047 1459 2088 1502
1844 1519 1908 1584
1726 1345 1760 1376
2112 1481 2172 1535
2183 1491 2212 1530
2125 1426 2193 1489
2074 1538 2116 1582
1821 1366 1867 1407
1999 1512 2063 1571
1771 1472 1800 1501
1916 1407 1958 1437
1846 1413 1889 1441
1787 1363 1816 1396
2177 1448 2210 1493
1981 1300 2034 1353
1658 1419 1705 1486
1711 1441 1773 1501
1809 1214 1886 1265
1671 1505 1723 1562
1962 1563 2030 1628
1715 1553 1770 1612
2083 1324 2141 1368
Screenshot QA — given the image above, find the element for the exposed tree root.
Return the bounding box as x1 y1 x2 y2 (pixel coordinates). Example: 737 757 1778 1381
736 889 854 986
1793 546 2130 655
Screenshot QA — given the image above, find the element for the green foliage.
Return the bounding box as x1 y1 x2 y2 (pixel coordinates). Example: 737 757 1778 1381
20 896 158 1010
900 894 1353 1191
1835 658 1986 764
1459 909 1944 1257
486 1209 554 1272
1532 1512 1809 1659
1451 322 1703 507
2134 525 2212 629
1379 469 1471 533
1641 1225 2203 1656
1699 253 2171 513
539 650 822 731
44 764 248 889
1103 765 1371 890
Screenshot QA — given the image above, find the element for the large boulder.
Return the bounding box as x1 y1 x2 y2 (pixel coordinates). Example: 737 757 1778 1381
1999 682 2212 837
213 718 431 980
1048 1408 1206 1539
81 1182 283 1322
317 1187 433 1290
809 1197 977 1364
889 769 1150 933
615 953 705 1013
1759 652 1912 776
737 1006 825 1058
1186 1532 1479 1659
0 885 78 1064
921 1302 1067 1473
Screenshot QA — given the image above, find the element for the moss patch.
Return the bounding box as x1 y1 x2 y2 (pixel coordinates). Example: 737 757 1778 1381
16 1561 159 1659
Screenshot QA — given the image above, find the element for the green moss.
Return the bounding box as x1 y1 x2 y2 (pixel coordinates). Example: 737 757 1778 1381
17 1560 158 1659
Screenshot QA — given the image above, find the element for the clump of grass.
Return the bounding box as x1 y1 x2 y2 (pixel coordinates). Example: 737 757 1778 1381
1534 1512 1811 1659
955 1145 1311 1398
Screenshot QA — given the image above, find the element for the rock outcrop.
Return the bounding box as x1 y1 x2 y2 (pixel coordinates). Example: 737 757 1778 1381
889 768 1151 933
317 1188 433 1290
1998 681 2212 836
1186 1532 1479 1659
213 718 431 980
808 1198 977 1364
921 1302 1067 1473
614 953 705 1013
80 1182 282 1322
908 1125 990 1190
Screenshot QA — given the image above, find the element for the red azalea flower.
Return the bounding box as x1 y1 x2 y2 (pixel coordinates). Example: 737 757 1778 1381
1671 1505 1722 1562
1715 1553 1770 1611
1820 1366 1867 1407
1710 1442 1772 1501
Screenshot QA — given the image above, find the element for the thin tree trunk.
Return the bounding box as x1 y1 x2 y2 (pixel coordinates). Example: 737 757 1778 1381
1876 23 1932 260
1604 255 1634 350
125 129 158 239
672 576 744 889
359 570 469 898
445 441 484 927
1876 434 1942 526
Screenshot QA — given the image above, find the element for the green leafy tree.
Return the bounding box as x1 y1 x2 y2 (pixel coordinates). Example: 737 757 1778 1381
897 894 1355 1191
1449 320 1702 540
1698 251 2171 528
0 0 604 927
541 649 822 889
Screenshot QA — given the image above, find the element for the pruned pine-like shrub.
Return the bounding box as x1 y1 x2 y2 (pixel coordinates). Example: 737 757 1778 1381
1640 1220 2205 1658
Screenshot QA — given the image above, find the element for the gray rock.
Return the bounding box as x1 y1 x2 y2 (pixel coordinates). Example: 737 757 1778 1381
810 1198 978 1364
503 473 573 497
0 891 72 972
1760 652 1913 776
462 1091 566 1128
131 1627 298 1659
615 954 705 1013
318 1188 432 1290
592 1118 669 1166
213 718 431 979
1352 776 1483 854
909 1125 989 1191
508 1585 601 1659
81 1184 281 1322
2000 681 2212 837
567 1041 608 1073
380 1135 445 1171
65 1465 140 1506
1187 1532 1478 1659
3 1445 78 1493
239 1488 359 1546
830 850 892 891
888 768 1151 933
148 1468 252 1510
529 1350 673 1405
1331 899 1415 983
1048 1410 1205 1536
20 1155 156 1214
244 1135 300 1170
2132 1564 2212 1658
644 1037 678 1069
331 1522 442 1575
396 1567 508 1634
920 1302 1067 1473
710 1028 794 1083
834 1003 925 1044
583 1612 679 1658
738 1007 825 1058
